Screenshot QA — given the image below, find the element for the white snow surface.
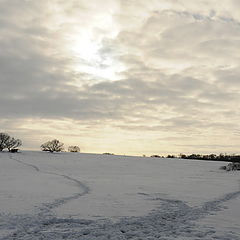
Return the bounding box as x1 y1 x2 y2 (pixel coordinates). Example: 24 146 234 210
0 151 239 239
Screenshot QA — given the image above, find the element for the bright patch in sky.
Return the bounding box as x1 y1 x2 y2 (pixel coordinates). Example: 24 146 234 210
65 28 124 81
70 35 101 63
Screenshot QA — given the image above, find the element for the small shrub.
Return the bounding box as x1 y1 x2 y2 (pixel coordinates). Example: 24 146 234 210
220 162 240 171
68 146 80 152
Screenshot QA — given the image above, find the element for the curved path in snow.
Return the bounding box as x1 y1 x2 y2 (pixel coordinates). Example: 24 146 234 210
0 154 91 239
8 154 90 212
8 154 40 172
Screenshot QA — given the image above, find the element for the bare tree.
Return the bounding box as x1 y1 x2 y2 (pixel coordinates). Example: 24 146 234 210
6 138 22 152
68 146 80 152
41 139 64 153
0 133 22 152
0 133 10 151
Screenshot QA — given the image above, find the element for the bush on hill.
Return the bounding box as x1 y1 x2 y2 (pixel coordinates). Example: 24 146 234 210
220 162 240 171
68 146 80 152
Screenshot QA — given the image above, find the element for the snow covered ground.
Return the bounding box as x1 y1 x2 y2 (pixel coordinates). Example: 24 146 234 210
0 151 239 239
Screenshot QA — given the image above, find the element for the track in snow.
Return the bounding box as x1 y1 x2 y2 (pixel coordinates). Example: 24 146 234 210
8 155 40 172
1 190 240 240
0 153 91 239
8 153 90 213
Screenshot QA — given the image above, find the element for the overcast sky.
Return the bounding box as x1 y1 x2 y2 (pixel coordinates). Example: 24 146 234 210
1 0 240 155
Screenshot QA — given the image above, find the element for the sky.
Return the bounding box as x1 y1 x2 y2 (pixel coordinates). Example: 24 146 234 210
0 0 240 155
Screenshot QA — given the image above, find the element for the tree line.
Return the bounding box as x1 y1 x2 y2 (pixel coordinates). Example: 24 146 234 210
0 133 80 153
1 132 239 162
150 153 240 163
179 153 240 163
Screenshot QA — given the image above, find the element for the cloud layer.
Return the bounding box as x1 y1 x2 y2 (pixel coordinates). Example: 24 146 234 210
0 0 240 154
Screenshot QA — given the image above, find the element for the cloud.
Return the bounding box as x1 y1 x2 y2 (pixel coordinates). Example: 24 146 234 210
0 0 240 153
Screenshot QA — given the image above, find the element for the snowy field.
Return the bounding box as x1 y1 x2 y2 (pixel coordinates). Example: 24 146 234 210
0 151 239 240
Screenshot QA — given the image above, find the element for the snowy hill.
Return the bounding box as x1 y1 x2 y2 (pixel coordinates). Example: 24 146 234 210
0 151 239 239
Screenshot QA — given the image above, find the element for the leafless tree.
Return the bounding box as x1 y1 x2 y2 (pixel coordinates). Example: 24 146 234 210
0 133 22 152
41 139 64 153
0 133 10 151
6 138 22 152
68 146 80 152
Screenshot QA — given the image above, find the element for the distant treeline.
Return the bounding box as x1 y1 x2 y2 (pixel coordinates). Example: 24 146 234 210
150 153 240 162
175 153 240 163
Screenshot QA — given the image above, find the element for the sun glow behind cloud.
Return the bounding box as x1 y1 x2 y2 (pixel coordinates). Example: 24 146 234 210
65 25 124 81
68 34 124 81
49 0 126 82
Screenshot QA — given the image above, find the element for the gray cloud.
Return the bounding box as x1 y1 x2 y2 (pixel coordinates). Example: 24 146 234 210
0 0 240 153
